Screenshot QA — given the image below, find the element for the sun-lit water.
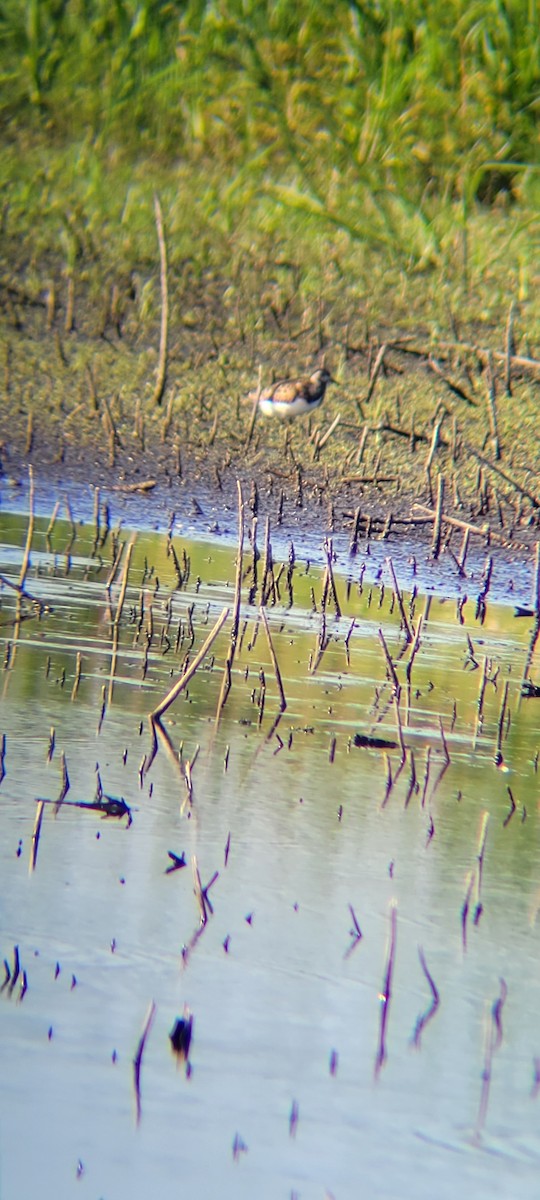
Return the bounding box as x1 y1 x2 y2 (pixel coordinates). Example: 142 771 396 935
1 507 540 1200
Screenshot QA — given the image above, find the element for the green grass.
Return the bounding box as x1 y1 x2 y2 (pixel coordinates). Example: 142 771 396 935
0 0 538 518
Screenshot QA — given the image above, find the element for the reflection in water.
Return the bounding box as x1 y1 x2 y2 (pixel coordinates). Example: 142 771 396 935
1 508 540 1199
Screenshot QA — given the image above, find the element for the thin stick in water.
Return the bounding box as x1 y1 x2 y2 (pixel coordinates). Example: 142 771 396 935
374 900 397 1077
133 1000 156 1124
29 799 45 873
260 607 287 714
411 947 440 1048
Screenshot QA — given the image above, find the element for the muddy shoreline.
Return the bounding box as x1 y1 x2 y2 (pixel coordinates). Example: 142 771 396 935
1 440 537 613
1 279 539 611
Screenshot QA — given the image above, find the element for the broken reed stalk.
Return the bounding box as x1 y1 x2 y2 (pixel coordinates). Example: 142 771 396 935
150 194 169 406
364 342 387 407
192 856 209 926
19 465 35 589
323 538 341 618
316 411 341 452
411 947 440 1048
108 539 136 704
133 999 157 1125
261 515 276 606
534 542 540 617
393 694 406 764
378 628 401 698
504 300 516 396
215 482 245 727
466 444 540 510
45 500 60 549
71 652 82 701
476 810 490 899
495 679 509 764
484 352 500 460
424 416 444 502
245 364 262 450
65 273 75 333
385 558 413 643
260 606 287 715
412 502 528 550
431 475 445 560
475 979 507 1139
29 799 45 873
150 605 229 724
374 900 397 1077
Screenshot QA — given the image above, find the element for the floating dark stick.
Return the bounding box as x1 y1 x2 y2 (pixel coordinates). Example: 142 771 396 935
374 901 397 1077
344 904 363 959
0 733 5 785
35 794 132 822
289 1100 299 1138
475 978 507 1139
411 947 440 1048
133 1000 156 1125
150 194 169 407
353 732 397 751
29 800 45 873
165 851 186 874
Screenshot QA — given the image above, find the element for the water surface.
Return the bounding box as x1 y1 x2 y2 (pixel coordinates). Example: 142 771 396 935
1 508 539 1199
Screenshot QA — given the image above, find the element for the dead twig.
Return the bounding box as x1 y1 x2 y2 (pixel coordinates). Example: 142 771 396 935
150 194 169 406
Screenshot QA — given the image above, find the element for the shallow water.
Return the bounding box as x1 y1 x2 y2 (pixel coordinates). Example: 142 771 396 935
1 507 540 1200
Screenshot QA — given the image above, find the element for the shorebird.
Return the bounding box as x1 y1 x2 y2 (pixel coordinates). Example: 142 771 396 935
258 367 335 419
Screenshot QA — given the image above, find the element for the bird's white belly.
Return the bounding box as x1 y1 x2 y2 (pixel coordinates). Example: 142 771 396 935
259 395 319 419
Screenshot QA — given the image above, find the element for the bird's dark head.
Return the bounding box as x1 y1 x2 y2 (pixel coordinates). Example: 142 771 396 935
311 368 335 386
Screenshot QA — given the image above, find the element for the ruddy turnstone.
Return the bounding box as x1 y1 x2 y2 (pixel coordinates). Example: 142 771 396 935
258 368 335 419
